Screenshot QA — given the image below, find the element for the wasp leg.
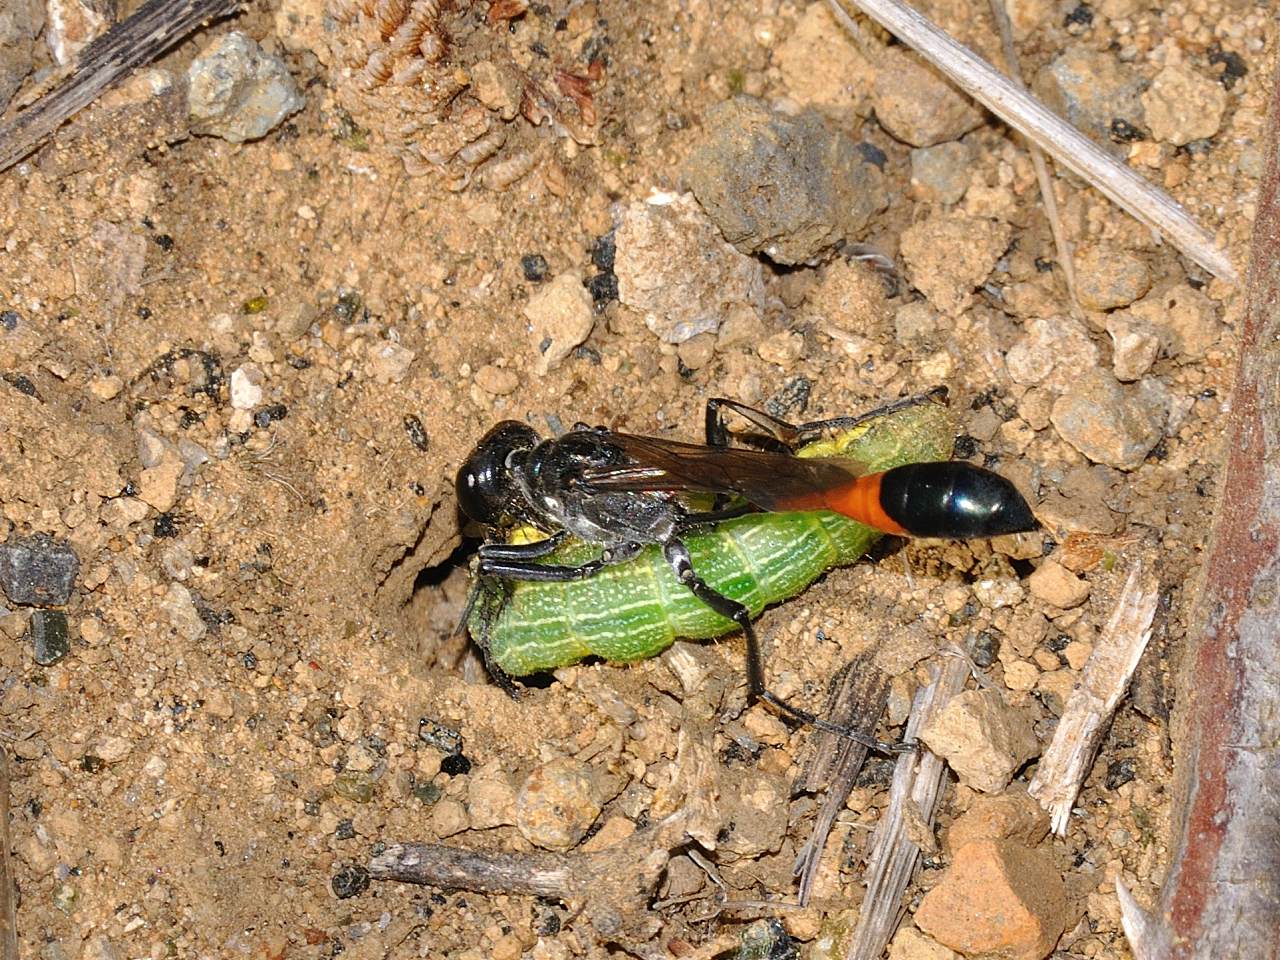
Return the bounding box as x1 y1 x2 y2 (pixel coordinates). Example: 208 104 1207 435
477 541 644 582
476 530 568 561
705 387 950 453
705 398 801 452
662 538 904 753
675 502 756 527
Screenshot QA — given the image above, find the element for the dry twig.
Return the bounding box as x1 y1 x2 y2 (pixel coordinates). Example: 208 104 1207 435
0 0 241 173
1028 562 1159 834
828 0 1237 283
370 812 688 941
792 656 890 906
846 647 970 960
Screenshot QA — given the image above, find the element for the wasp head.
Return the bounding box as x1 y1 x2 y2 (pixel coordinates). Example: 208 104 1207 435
455 420 541 528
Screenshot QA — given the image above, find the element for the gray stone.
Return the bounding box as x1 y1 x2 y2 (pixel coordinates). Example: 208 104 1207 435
909 141 972 204
1034 47 1146 150
0 0 41 113
683 96 887 264
188 32 304 143
28 610 70 666
0 534 79 606
615 193 767 343
1050 370 1163 470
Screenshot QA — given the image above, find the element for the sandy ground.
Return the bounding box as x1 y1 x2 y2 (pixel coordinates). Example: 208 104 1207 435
0 0 1272 956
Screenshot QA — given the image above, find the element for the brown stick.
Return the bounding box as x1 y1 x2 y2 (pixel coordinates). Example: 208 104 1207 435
370 843 577 899
0 0 241 173
370 812 689 941
792 656 889 906
1118 47 1280 960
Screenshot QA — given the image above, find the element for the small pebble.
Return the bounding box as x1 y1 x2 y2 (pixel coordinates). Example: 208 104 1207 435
945 793 1050 856
161 582 207 642
919 689 1039 793
229 365 264 410
909 141 972 205
1004 316 1099 391
1072 243 1151 311
1106 315 1160 381
1105 758 1137 789
615 193 766 344
873 48 983 147
1124 282 1221 360
515 757 603 851
333 770 375 803
887 927 960 960
523 273 594 375
0 534 79 606
1034 47 1146 148
475 364 519 396
417 719 463 755
431 797 469 837
1050 370 1163 470
1142 63 1228 147
465 767 518 830
972 578 1025 610
899 214 1011 316
28 610 70 665
756 331 805 366
137 458 183 512
403 415 430 452
1028 560 1091 608
366 342 415 384
520 253 549 282
188 32 304 143
331 865 370 900
914 839 1071 959
683 96 887 263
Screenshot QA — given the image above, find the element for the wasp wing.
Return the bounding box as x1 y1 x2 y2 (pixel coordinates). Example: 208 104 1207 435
579 433 867 511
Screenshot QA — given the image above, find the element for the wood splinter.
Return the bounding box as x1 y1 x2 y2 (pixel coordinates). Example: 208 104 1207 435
369 812 689 940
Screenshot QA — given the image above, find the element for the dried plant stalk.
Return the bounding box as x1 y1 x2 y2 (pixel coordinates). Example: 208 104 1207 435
828 0 1237 283
846 648 970 960
1028 563 1159 834
792 656 890 906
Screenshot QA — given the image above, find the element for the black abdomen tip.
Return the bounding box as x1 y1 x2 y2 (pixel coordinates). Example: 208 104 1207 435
879 462 1037 539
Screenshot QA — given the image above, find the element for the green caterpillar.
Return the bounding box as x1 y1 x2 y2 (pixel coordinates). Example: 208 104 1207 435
466 400 954 677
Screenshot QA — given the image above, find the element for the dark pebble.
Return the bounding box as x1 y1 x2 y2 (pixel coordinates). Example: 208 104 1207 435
1109 118 1145 143
439 753 471 777
590 232 616 273
254 404 288 428
153 513 179 538
1105 758 1137 790
0 533 80 606
153 234 175 251
856 142 888 169
4 373 39 398
1064 3 1093 27
520 253 549 282
417 718 462 755
334 291 363 323
764 376 812 418
334 818 355 840
28 610 70 665
0 310 19 330
586 271 618 307
952 434 979 459
1046 633 1071 652
330 865 370 900
413 780 443 805
1209 46 1248 89
403 415 430 452
80 755 106 774
539 912 561 936
971 631 1000 668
